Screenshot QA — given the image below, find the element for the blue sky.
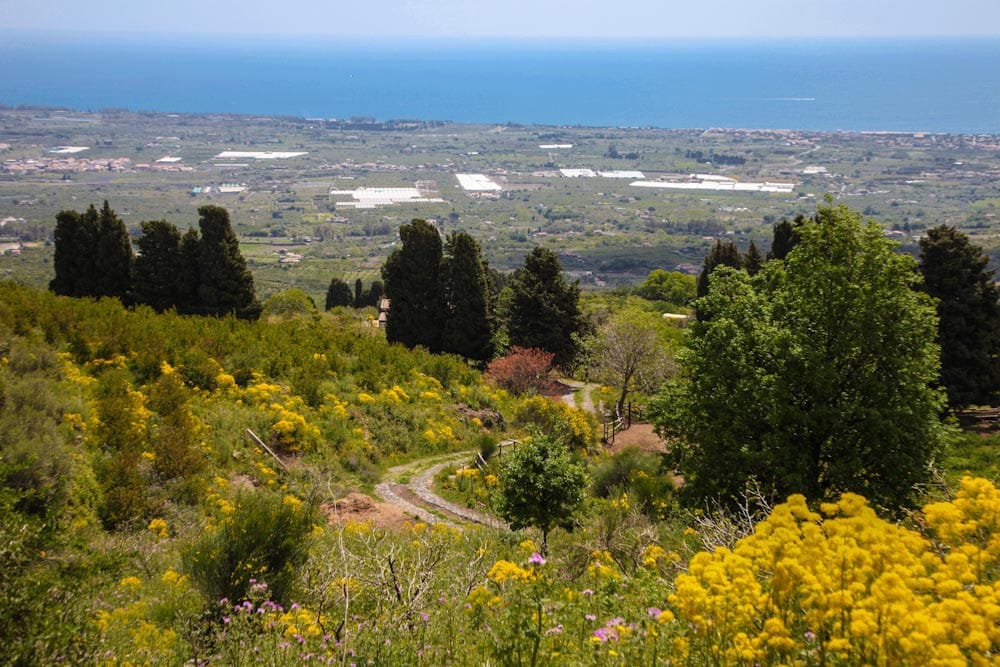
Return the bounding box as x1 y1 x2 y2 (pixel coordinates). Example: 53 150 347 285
3 0 999 39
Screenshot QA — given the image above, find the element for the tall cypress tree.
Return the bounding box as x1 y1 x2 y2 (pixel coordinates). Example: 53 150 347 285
92 201 134 302
50 205 99 297
133 220 183 312
919 225 1000 407
364 280 384 308
177 227 202 314
354 278 364 308
743 240 764 276
441 231 493 362
194 206 260 320
382 219 443 351
505 247 584 368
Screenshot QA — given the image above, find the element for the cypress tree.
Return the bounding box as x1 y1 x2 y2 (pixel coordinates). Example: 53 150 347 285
364 280 384 308
919 225 1000 407
92 201 134 302
354 278 364 308
382 219 444 351
767 214 806 261
194 206 260 320
133 220 183 312
50 205 99 297
325 277 354 310
505 246 584 368
441 231 493 362
744 239 765 276
696 239 743 298
177 227 202 314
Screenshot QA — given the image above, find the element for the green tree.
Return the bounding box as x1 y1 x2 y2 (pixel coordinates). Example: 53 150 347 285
504 247 585 368
133 219 183 311
194 205 261 320
92 201 134 301
919 225 1000 407
49 205 99 297
364 280 384 307
262 289 317 319
696 239 743 298
743 239 764 276
652 204 947 509
325 277 355 310
177 226 202 313
382 219 443 351
634 269 696 305
494 434 587 553
354 278 364 308
767 214 806 261
588 309 673 419
441 231 493 362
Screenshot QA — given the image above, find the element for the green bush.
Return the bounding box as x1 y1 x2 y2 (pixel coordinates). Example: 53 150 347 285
182 491 316 605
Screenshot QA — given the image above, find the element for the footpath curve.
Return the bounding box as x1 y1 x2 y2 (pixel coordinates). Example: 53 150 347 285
375 449 506 528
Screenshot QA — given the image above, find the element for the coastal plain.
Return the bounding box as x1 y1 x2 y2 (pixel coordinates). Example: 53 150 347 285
1 108 999 302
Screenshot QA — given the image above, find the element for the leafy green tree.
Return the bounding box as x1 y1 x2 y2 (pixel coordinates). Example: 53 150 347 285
696 239 743 298
92 201 134 301
262 289 317 319
325 277 355 310
588 309 673 419
652 204 948 509
441 231 493 362
919 225 1000 407
504 247 585 368
743 239 764 276
133 219 183 311
194 205 261 320
634 269 696 305
382 219 443 351
49 205 99 297
494 434 587 553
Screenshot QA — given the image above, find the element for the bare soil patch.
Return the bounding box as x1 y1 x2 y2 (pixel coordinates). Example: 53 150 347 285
321 492 414 531
606 422 668 454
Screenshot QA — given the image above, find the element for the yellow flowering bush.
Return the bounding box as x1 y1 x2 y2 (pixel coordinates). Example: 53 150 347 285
669 477 1000 665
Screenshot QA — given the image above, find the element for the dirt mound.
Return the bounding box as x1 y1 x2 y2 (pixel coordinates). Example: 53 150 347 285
321 492 414 531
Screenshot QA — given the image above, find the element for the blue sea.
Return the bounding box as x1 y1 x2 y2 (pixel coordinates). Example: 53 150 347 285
2 32 1000 134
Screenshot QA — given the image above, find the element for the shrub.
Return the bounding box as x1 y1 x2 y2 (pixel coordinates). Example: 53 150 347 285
183 491 316 605
485 346 554 394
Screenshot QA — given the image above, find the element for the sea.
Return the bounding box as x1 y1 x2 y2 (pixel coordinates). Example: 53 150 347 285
2 32 1000 134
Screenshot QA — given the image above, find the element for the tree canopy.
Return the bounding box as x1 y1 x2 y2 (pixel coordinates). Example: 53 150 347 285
504 247 585 369
325 277 354 310
919 225 1000 408
382 219 444 352
494 434 588 553
194 205 261 320
50 201 133 301
652 204 948 509
441 231 494 362
696 239 743 299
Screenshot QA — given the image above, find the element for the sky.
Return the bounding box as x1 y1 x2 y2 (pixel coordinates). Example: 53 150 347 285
2 0 1000 40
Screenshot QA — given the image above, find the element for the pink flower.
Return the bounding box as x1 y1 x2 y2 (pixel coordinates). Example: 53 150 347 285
528 552 546 565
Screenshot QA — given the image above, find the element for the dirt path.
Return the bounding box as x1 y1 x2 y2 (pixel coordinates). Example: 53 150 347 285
558 379 602 415
374 449 505 528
